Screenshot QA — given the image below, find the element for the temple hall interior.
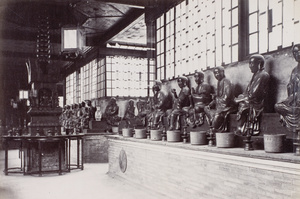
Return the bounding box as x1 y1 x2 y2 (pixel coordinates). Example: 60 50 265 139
0 0 300 198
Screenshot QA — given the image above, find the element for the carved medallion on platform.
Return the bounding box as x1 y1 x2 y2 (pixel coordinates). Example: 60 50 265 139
119 149 127 173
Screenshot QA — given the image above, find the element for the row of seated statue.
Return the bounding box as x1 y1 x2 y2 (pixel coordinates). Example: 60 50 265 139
59 100 96 133
104 44 300 137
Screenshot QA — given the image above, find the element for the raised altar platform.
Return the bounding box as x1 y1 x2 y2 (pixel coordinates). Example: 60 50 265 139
107 135 300 199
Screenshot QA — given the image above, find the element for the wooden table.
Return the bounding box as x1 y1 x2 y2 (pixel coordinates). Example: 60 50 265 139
2 134 84 176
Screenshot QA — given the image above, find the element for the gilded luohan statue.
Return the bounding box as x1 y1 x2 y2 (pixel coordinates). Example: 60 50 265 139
104 97 121 127
168 76 191 131
188 71 212 127
149 80 173 129
234 54 270 136
204 67 236 132
275 44 300 132
123 99 136 128
275 44 300 155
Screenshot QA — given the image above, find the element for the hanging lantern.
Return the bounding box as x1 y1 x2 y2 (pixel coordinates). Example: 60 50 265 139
61 26 85 59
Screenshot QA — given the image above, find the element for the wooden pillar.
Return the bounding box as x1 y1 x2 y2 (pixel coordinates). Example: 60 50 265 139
145 6 159 96
238 0 249 61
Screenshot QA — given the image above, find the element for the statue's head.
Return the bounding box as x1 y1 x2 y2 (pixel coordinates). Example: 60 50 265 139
194 71 204 85
292 44 300 62
128 99 134 107
177 76 188 88
153 80 162 92
110 97 117 105
249 54 265 73
85 100 91 106
213 67 225 81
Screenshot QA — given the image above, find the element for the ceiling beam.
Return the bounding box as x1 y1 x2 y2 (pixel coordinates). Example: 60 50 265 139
98 0 147 7
0 30 61 43
99 0 181 7
0 0 77 7
99 47 149 57
0 50 62 60
0 0 175 7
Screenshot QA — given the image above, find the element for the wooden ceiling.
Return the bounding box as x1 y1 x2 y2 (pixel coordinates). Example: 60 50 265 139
0 0 180 66
0 0 148 70
0 0 179 98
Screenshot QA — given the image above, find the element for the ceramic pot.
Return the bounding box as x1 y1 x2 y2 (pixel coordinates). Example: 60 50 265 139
150 129 162 141
134 128 147 139
190 131 207 145
112 126 119 134
122 128 133 137
167 130 181 142
216 132 235 148
264 134 286 153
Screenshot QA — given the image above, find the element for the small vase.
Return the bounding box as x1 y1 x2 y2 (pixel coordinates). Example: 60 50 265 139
95 106 102 121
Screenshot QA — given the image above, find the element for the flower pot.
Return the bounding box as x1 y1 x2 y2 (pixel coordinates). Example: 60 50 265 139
122 128 133 137
216 132 235 148
134 128 147 139
264 134 286 153
150 129 162 141
167 130 181 142
112 126 119 134
190 131 207 145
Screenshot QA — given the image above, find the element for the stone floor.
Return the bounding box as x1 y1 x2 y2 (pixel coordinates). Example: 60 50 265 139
0 150 163 199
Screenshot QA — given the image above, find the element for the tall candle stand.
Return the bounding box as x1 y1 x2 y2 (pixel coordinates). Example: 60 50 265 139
182 126 188 143
207 126 215 147
162 126 167 141
243 106 254 151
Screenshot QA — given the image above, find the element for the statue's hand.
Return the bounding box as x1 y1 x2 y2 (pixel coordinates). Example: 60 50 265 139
234 95 248 103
